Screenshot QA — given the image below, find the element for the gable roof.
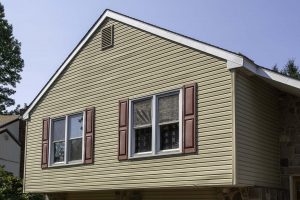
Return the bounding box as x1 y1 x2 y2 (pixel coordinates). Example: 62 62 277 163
23 9 300 119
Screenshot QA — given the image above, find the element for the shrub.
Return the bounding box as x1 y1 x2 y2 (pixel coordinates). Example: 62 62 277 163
0 166 43 200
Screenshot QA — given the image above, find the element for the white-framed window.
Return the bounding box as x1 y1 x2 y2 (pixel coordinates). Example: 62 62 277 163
49 112 85 166
128 90 182 158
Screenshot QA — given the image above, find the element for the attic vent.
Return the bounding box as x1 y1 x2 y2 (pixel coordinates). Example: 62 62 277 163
101 25 114 50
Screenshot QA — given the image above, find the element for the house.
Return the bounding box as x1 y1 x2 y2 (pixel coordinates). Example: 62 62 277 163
0 115 25 177
22 10 300 200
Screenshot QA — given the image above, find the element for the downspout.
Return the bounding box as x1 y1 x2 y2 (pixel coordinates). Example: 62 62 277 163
19 118 26 179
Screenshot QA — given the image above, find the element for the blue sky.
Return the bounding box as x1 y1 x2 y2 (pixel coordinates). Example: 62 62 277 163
1 0 300 107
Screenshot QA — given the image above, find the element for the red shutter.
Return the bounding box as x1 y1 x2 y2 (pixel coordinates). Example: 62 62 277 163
41 118 49 169
84 107 95 164
183 83 197 153
118 99 129 160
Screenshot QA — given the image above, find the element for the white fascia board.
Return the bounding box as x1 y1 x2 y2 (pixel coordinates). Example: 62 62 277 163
23 11 111 120
23 10 244 119
227 60 243 69
106 12 244 65
23 11 108 119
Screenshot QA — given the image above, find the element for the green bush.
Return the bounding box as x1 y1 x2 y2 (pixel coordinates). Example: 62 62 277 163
0 166 43 200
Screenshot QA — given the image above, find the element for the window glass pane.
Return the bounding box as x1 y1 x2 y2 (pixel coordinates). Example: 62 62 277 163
158 94 179 123
135 127 152 153
53 142 65 162
133 99 152 127
69 138 82 161
68 113 83 139
52 118 65 141
160 123 179 150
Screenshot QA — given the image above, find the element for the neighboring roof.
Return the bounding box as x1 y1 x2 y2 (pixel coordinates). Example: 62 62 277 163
22 9 300 119
0 115 19 126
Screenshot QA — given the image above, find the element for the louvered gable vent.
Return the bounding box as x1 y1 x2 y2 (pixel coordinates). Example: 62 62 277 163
101 25 114 50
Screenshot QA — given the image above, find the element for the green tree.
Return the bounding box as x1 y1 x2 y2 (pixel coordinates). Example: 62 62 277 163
0 2 24 114
272 64 279 73
272 59 300 80
0 166 43 200
0 165 23 200
4 103 27 115
281 59 300 79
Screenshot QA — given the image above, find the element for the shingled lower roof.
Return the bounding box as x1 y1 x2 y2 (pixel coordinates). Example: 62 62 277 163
0 115 19 126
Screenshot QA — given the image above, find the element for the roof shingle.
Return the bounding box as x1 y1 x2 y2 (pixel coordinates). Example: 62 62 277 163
0 115 19 126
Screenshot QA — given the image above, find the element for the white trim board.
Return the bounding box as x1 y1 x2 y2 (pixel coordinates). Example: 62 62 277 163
23 9 300 119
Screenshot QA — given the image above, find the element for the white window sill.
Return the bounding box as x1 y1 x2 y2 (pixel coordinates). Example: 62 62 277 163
48 160 83 168
129 149 182 159
157 148 181 156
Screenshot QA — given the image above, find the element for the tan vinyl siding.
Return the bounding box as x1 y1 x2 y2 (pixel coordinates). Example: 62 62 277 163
24 19 233 193
66 188 218 200
235 70 281 187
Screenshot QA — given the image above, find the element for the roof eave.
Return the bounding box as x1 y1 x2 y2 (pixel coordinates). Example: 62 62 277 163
228 57 300 91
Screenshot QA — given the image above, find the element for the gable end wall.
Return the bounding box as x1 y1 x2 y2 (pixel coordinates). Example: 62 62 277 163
24 19 233 193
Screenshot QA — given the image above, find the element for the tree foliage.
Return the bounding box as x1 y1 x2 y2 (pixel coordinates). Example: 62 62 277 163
0 2 24 114
3 103 27 115
272 59 300 80
0 166 43 200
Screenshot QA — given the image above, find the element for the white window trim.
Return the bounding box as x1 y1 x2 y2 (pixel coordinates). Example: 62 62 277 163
128 89 182 159
48 111 85 167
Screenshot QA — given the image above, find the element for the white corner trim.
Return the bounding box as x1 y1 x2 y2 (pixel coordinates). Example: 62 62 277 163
231 70 237 185
23 10 244 119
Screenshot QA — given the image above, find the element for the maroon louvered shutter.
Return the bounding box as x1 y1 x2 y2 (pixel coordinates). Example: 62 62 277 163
84 107 95 164
118 99 129 160
183 83 197 153
41 118 49 169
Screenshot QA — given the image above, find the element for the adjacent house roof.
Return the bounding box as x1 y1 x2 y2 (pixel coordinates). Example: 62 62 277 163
0 115 21 146
22 9 300 119
0 115 19 126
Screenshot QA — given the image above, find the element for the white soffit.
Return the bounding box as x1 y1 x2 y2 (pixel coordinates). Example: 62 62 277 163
257 68 300 97
239 59 300 91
